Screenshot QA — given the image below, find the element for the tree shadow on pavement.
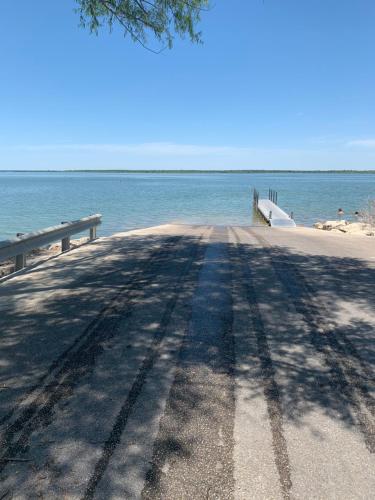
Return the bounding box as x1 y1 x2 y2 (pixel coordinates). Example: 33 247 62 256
0 228 374 498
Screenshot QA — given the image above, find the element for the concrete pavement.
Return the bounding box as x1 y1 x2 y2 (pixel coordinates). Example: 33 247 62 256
0 224 374 499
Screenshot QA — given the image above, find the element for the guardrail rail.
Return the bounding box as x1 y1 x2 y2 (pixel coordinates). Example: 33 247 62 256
0 214 102 272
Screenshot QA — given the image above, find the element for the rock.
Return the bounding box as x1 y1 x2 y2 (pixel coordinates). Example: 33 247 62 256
48 243 61 252
344 223 365 234
0 263 14 277
314 219 375 236
322 220 347 230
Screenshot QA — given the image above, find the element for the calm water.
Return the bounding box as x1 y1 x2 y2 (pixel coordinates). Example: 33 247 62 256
0 172 374 240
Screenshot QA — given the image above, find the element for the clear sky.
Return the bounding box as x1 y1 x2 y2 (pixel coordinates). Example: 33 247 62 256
1 0 375 170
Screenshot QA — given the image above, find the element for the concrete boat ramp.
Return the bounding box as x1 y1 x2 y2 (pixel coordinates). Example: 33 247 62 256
0 224 374 499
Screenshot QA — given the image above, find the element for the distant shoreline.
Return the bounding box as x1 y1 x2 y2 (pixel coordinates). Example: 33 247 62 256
1 169 375 174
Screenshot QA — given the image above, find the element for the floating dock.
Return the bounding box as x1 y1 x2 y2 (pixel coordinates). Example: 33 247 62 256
253 188 296 228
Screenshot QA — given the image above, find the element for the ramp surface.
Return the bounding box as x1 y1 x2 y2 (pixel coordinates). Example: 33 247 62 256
0 224 374 499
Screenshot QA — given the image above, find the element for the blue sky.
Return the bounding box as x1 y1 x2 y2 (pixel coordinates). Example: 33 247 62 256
1 0 375 170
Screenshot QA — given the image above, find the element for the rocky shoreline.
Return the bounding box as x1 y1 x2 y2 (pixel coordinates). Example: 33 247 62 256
314 220 375 236
0 237 89 278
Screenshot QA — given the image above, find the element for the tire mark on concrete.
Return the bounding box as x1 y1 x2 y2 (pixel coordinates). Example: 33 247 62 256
82 231 208 499
0 235 180 429
287 248 375 384
0 235 195 471
230 228 292 500
246 228 375 453
141 227 235 500
288 262 375 411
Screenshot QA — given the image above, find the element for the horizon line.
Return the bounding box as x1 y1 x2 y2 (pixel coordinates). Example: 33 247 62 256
1 169 375 174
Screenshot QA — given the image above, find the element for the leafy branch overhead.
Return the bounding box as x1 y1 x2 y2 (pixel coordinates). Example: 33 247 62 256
75 0 209 51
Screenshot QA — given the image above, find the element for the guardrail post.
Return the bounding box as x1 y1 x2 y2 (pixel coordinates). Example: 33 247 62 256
290 211 294 220
89 226 97 241
15 253 26 271
269 210 272 220
61 236 70 252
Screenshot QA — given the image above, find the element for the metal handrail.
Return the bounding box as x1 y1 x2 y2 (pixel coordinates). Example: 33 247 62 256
0 214 102 271
269 188 278 205
253 188 259 208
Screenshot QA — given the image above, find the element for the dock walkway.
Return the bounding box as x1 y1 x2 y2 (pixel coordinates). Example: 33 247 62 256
0 224 374 499
257 198 297 227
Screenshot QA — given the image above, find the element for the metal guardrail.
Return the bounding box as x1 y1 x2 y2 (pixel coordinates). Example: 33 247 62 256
0 214 102 271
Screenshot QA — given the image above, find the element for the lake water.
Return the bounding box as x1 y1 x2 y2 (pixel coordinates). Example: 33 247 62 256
0 171 374 240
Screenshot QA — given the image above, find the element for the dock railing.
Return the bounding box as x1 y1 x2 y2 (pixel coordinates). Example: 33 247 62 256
268 188 278 205
253 188 259 209
253 188 279 208
0 214 102 271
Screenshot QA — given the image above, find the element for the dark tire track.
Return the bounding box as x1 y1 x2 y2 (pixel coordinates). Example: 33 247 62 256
0 236 180 418
229 228 292 500
0 235 182 429
0 234 201 472
246 228 375 453
82 230 208 499
141 227 235 500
